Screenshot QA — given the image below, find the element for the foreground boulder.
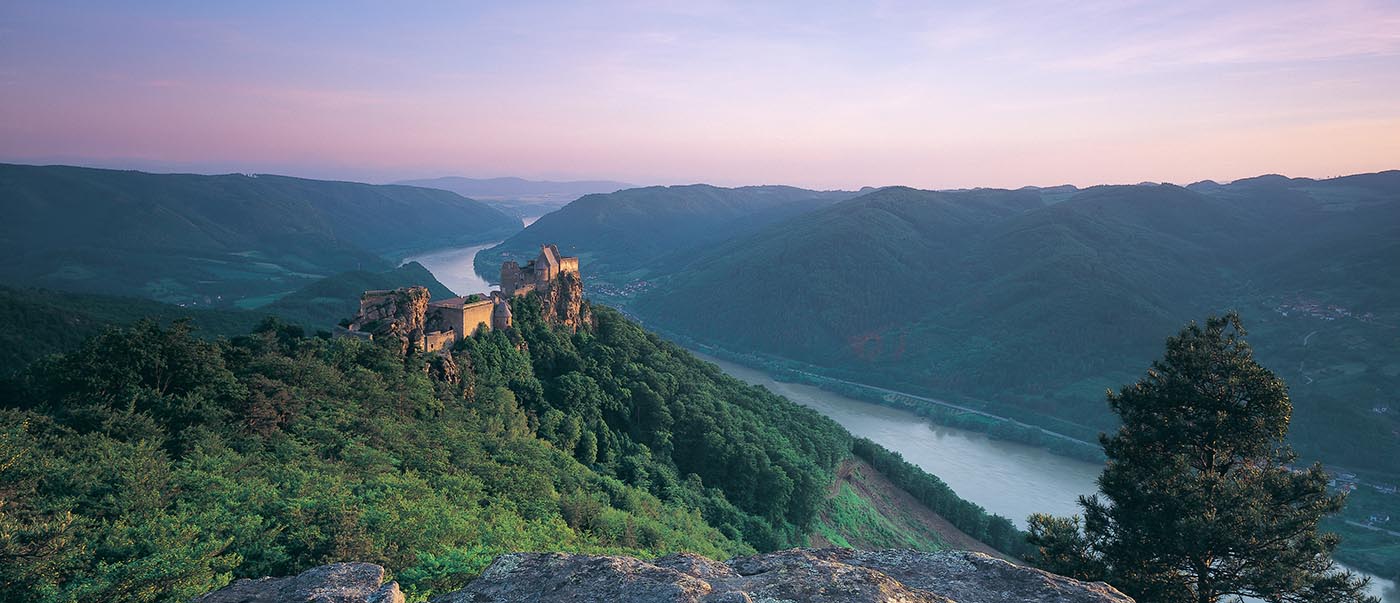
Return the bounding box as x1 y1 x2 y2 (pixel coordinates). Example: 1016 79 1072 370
434 548 1133 603
194 562 403 603
194 549 1131 603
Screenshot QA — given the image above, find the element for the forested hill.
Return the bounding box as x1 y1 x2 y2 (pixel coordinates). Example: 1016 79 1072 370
0 164 520 306
636 172 1400 475
473 184 858 294
0 293 1022 601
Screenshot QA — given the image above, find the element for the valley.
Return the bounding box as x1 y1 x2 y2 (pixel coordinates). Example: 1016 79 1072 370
3 164 1396 599
10 4 1397 600
693 353 1399 602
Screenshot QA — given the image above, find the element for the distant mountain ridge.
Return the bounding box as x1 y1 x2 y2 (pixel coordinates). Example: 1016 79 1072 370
395 175 634 218
635 171 1400 476
0 163 520 306
473 184 859 295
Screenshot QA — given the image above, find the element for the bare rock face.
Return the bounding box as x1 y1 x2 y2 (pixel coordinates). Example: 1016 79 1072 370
432 548 1134 603
194 562 403 603
349 287 431 354
427 351 462 386
540 271 590 332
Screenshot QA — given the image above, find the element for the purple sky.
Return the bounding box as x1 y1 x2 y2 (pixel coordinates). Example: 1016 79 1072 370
2 1 1398 189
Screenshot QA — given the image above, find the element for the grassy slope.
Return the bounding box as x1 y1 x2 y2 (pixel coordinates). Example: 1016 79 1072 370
809 458 1005 558
0 163 520 306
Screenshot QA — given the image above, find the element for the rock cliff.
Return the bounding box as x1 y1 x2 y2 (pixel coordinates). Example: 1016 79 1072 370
347 286 430 354
194 549 1132 603
540 270 591 331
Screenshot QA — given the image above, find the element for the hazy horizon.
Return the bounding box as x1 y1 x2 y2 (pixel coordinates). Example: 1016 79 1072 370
3 1 1399 189
3 156 1395 193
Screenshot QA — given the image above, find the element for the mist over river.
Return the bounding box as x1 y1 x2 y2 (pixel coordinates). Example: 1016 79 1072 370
690 351 1397 603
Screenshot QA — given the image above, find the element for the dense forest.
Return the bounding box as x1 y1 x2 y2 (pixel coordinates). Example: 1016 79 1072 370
0 164 519 307
0 291 1022 602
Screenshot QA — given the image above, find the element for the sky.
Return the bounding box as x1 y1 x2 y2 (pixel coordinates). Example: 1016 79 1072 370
2 0 1399 190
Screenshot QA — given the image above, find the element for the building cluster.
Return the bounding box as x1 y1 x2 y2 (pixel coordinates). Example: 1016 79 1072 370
1273 297 1372 322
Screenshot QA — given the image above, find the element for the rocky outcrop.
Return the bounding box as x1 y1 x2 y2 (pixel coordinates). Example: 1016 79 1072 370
346 287 431 354
434 548 1133 603
540 270 591 332
427 351 462 386
194 562 403 603
194 549 1131 603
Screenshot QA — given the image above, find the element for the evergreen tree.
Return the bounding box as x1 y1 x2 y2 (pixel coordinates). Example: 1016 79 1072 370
1028 313 1375 603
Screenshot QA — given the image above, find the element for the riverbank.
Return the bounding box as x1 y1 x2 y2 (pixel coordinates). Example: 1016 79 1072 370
401 240 503 296
666 331 1106 462
687 347 1398 600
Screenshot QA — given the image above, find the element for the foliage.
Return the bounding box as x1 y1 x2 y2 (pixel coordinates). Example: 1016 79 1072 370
851 438 1028 557
1027 314 1376 603
0 312 756 602
0 285 268 376
812 482 943 552
488 300 853 549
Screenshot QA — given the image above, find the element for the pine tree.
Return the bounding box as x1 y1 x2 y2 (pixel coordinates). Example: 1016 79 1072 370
1029 313 1376 603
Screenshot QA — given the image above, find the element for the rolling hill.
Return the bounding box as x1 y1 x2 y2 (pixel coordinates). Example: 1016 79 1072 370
633 173 1400 475
473 184 859 298
0 164 520 306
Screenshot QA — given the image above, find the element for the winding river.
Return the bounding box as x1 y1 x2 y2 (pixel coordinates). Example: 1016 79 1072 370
407 240 1394 601
402 240 502 296
691 352 1397 602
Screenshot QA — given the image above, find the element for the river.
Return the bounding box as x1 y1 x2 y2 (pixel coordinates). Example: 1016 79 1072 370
405 239 1393 601
691 351 1397 602
402 240 502 296
402 216 540 295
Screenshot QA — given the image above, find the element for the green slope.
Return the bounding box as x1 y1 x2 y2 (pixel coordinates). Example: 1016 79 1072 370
0 295 1021 601
0 163 520 306
635 173 1400 475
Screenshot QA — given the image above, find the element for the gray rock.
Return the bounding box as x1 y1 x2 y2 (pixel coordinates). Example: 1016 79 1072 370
194 562 389 603
368 581 405 603
430 552 714 603
433 548 1134 603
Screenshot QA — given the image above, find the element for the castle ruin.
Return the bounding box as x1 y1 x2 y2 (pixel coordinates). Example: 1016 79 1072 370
336 243 582 353
500 244 579 298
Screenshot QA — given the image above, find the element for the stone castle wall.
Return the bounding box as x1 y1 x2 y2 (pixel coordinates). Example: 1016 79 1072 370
461 300 494 337
424 330 455 353
558 256 579 275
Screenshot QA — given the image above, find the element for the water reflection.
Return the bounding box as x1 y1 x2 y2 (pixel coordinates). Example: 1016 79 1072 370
402 240 501 296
